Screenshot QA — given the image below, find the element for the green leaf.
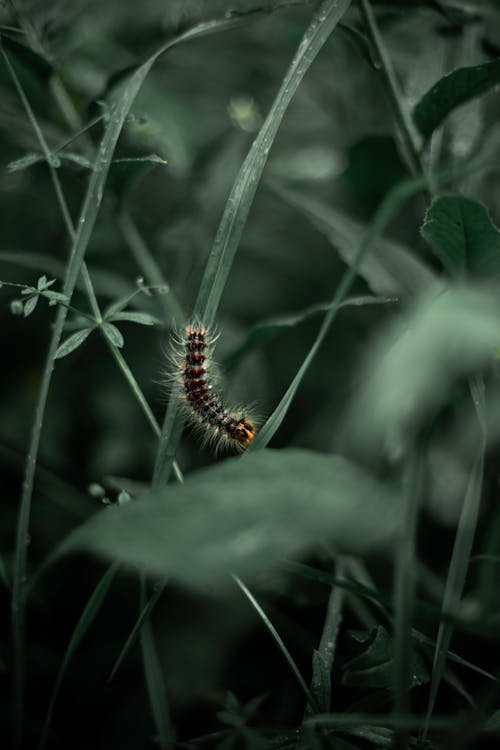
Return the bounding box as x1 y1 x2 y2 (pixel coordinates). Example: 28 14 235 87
23 295 38 317
37 275 48 290
345 286 500 459
102 322 124 348
54 328 94 359
343 626 429 689
109 311 160 326
414 58 500 141
6 152 46 172
62 450 401 589
421 195 500 278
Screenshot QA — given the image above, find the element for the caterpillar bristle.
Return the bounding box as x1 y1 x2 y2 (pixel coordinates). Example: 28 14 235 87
171 321 257 453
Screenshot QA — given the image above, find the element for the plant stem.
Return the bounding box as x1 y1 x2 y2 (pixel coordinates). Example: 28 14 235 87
116 210 185 327
392 435 427 750
358 0 434 191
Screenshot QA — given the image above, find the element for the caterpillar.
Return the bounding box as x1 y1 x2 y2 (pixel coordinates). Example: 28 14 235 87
171 322 257 452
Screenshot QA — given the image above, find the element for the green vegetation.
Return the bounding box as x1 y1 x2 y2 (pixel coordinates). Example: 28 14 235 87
1 1 500 748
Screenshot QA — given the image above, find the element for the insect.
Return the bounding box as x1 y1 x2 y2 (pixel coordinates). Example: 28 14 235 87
171 321 257 452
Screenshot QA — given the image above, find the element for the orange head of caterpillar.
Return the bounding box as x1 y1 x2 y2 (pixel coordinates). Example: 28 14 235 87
232 417 256 448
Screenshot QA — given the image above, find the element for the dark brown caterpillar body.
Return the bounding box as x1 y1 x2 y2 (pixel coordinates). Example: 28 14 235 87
177 324 256 451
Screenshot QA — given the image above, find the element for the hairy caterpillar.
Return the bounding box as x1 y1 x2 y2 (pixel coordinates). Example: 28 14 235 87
171 322 257 452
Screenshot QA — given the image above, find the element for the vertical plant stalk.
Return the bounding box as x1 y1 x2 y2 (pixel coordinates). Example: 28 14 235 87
422 377 486 740
8 48 161 749
6 9 298 746
140 580 173 750
116 209 185 327
358 0 431 188
304 557 346 720
153 0 353 487
234 576 320 714
392 435 427 750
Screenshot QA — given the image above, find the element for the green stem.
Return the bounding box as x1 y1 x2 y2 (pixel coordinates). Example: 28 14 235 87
358 0 433 191
115 209 185 327
392 435 427 750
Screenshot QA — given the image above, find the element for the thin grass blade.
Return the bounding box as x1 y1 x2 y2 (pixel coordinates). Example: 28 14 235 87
234 575 320 714
8 14 270 739
153 0 353 486
38 562 119 750
392 438 427 750
140 581 173 750
109 581 166 682
423 379 486 740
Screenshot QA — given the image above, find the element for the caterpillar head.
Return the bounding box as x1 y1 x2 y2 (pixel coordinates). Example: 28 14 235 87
233 418 256 448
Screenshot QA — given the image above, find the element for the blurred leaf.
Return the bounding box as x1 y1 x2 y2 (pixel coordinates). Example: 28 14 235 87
343 626 428 689
54 328 94 359
414 58 500 141
270 181 435 296
101 322 124 348
63 450 401 589
225 295 395 367
108 311 161 326
345 286 500 459
421 195 500 278
485 710 500 735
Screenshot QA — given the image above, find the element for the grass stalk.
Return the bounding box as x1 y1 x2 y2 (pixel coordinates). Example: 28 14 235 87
392 436 427 750
116 209 185 327
358 0 427 183
422 377 486 740
153 0 353 486
234 576 320 714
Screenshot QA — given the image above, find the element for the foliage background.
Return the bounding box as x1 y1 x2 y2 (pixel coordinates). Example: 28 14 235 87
1 0 500 748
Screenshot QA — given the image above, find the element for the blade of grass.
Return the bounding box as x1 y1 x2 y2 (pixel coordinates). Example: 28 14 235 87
234 575 320 714
8 13 265 740
248 155 500 452
140 579 173 750
115 209 185 327
153 0 353 486
304 557 347 718
225 295 396 368
392 435 427 750
358 0 428 186
109 581 167 682
422 377 486 740
286 559 500 686
38 562 119 750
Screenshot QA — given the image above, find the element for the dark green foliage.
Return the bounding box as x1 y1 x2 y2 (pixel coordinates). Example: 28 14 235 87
2 1 500 749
